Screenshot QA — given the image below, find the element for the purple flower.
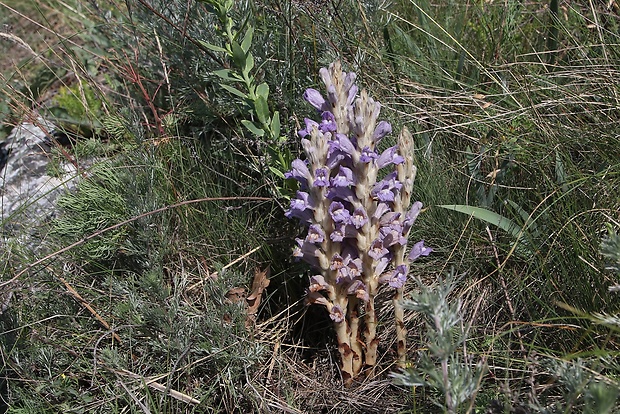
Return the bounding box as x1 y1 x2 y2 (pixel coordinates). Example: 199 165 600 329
327 134 356 167
346 84 358 106
285 159 311 189
328 201 351 224
336 134 357 155
375 256 391 275
306 224 325 243
330 166 355 187
347 280 369 302
306 291 329 307
285 191 314 223
379 264 408 288
326 151 345 170
330 253 345 270
403 201 423 234
376 145 405 169
304 88 328 112
408 240 432 262
298 118 319 139
313 167 330 187
308 275 329 292
351 207 369 229
371 172 403 202
336 257 363 283
379 212 405 245
326 186 356 202
373 202 391 220
293 238 325 268
344 72 358 105
330 223 358 242
372 121 392 143
368 238 389 260
360 146 378 163
330 304 345 323
326 84 338 107
319 111 337 132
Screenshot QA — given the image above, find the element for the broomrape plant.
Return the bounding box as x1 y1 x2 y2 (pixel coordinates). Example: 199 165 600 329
285 61 431 385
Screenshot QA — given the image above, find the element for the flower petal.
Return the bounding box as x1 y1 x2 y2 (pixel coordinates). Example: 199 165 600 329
408 240 433 262
303 88 328 112
372 120 392 143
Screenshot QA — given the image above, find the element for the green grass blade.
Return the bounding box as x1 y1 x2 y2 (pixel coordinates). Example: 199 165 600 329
438 204 521 239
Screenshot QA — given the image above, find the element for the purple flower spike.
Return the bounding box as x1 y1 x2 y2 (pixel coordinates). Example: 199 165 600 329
379 264 408 288
306 224 325 244
329 201 351 223
360 146 378 163
408 240 433 262
330 304 345 323
331 166 355 188
372 120 392 143
351 207 369 229
313 167 330 188
377 145 405 169
304 88 328 112
368 238 389 261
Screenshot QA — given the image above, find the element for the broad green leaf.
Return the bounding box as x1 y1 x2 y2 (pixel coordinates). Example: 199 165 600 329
213 69 243 82
243 53 255 77
198 40 228 54
269 165 286 179
438 204 521 239
241 25 254 53
256 82 269 100
270 111 281 139
254 95 270 125
241 120 264 137
231 41 246 70
220 83 247 99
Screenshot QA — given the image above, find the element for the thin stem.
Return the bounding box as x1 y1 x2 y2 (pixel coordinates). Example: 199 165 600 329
394 287 407 367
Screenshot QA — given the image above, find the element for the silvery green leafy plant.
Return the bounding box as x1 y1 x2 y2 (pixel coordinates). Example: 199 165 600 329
285 61 431 385
391 273 485 413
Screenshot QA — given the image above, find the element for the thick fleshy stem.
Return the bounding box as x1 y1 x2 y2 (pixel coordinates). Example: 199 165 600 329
394 127 416 366
334 318 356 386
348 297 364 375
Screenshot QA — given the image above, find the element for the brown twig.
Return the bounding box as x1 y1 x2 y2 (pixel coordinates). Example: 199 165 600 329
58 276 122 344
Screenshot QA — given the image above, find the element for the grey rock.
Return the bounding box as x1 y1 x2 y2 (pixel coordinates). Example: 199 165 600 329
0 119 78 234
